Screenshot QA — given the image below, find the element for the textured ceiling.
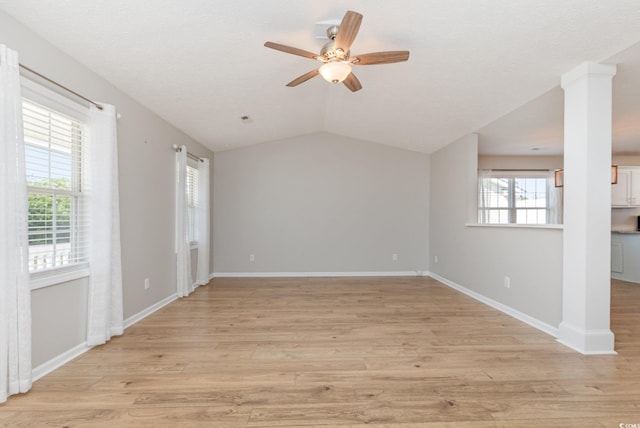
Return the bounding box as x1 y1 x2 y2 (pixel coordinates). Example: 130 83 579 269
1 0 640 154
478 41 640 156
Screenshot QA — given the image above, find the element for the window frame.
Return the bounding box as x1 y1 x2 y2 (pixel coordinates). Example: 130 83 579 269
478 170 552 226
22 78 90 290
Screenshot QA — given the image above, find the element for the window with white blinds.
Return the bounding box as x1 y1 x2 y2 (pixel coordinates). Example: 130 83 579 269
478 170 553 225
186 164 199 243
23 99 88 272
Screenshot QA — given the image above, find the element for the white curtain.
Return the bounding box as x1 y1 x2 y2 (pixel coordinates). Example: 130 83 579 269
86 103 124 346
477 169 492 223
548 170 563 224
175 146 193 297
196 158 210 286
0 44 32 403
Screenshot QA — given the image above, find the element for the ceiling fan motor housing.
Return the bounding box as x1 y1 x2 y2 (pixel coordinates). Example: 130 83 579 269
319 25 350 62
320 40 349 62
326 25 339 40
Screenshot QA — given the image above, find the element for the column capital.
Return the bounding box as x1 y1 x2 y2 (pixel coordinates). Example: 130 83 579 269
561 62 616 89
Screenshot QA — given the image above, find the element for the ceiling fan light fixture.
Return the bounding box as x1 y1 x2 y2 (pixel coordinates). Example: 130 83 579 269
319 61 352 83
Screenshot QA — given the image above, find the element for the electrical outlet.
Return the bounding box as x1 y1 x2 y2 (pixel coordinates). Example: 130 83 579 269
504 276 511 289
144 278 150 290
434 255 438 264
249 254 255 262
392 253 398 261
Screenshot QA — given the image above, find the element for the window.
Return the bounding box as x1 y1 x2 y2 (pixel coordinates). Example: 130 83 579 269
186 163 199 244
23 98 88 272
478 170 560 225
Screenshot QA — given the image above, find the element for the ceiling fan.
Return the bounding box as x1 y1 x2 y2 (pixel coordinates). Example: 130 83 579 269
264 10 409 92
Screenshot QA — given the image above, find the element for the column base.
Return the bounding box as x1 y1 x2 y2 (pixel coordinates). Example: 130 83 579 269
557 322 616 355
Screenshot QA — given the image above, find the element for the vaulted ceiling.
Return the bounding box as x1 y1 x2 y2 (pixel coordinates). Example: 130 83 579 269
2 0 640 154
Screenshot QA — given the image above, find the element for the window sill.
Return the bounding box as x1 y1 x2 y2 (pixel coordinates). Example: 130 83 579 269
30 263 90 291
466 223 563 230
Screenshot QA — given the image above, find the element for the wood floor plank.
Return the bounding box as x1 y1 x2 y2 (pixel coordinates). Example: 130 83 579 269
485 397 640 420
27 375 103 392
131 384 359 409
294 368 492 387
46 361 187 377
1 276 639 427
182 358 368 374
0 409 126 428
345 423 499 428
88 373 296 393
0 407 251 428
2 390 140 410
247 400 495 426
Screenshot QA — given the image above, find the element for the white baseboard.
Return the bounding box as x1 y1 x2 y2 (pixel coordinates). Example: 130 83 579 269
428 272 559 338
32 342 91 382
213 271 421 278
557 322 617 355
123 293 179 330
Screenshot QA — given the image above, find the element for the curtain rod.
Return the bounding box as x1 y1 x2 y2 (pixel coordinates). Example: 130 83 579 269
489 168 551 172
19 63 104 111
172 144 204 162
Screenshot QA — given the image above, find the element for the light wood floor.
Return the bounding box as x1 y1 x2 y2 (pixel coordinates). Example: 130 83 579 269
2 277 640 427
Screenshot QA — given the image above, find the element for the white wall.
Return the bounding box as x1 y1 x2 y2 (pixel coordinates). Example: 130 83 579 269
478 155 563 170
0 10 214 367
614 155 640 165
430 134 564 329
213 132 429 274
31 279 87 367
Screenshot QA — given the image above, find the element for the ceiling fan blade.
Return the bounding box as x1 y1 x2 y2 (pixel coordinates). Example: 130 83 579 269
334 11 363 53
264 41 319 60
342 72 362 92
351 51 410 65
286 69 320 87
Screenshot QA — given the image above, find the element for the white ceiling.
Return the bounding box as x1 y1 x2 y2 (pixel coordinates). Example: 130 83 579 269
2 0 640 154
479 41 640 156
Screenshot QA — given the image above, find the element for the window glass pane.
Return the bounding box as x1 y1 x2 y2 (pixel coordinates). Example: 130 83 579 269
28 192 53 247
56 195 71 244
515 178 547 209
28 192 53 270
481 178 510 208
23 98 86 272
488 209 509 224
516 208 547 225
25 145 50 187
51 151 73 189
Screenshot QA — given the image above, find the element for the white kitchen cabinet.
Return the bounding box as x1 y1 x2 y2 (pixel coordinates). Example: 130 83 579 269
612 167 640 207
611 241 623 273
611 233 640 284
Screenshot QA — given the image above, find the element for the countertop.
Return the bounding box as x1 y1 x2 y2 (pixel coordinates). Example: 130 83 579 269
612 230 640 234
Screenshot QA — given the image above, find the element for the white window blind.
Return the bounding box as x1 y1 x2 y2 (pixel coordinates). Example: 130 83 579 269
186 164 199 243
23 99 88 272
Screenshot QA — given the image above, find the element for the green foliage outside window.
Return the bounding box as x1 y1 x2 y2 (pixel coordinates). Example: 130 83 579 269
28 177 72 245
